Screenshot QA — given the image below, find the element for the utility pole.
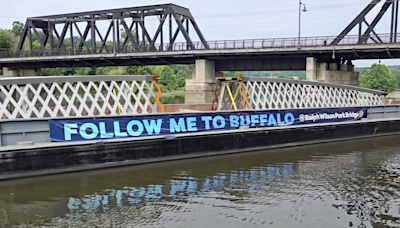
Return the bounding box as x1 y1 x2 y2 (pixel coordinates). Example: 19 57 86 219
298 0 307 49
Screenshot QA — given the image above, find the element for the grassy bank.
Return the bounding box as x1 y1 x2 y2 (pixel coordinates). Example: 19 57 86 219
161 90 185 97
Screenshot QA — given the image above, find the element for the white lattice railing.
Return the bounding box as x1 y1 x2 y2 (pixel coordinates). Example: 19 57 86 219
0 75 164 119
213 77 387 111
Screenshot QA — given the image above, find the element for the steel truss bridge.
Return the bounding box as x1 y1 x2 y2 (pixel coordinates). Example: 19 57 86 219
1 0 400 70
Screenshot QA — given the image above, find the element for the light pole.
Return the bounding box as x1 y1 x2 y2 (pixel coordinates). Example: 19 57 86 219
298 0 307 49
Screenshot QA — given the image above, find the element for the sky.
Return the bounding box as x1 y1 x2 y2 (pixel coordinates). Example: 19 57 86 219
0 0 398 67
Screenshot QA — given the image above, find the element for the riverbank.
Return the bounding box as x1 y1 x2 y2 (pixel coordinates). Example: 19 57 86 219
160 90 185 97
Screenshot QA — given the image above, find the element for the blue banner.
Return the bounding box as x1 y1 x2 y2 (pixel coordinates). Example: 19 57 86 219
49 107 368 142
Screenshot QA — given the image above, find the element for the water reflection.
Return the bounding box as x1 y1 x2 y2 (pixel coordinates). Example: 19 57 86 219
65 165 293 214
160 94 185 104
2 136 400 227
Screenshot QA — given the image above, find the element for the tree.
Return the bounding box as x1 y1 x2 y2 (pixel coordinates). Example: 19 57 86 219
171 65 193 79
389 66 400 87
159 67 178 92
137 66 153 75
177 76 186 88
41 67 76 76
0 30 14 51
75 67 96 75
32 40 41 50
360 64 398 93
12 21 24 37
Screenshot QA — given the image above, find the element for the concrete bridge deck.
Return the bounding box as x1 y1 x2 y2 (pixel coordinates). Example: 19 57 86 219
1 41 400 70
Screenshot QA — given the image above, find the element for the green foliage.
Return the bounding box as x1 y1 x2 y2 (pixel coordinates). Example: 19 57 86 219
12 21 24 37
360 64 398 92
75 67 96 75
41 67 75 76
137 66 154 75
223 71 243 77
388 66 400 87
0 29 14 51
121 29 139 47
171 65 193 78
95 67 112 75
107 67 126 75
158 67 179 92
32 40 41 50
40 64 190 93
177 77 186 88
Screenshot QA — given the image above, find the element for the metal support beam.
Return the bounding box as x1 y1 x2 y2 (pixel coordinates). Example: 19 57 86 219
70 21 74 54
168 18 185 50
28 28 32 53
331 0 400 45
141 11 145 47
169 14 172 49
49 22 54 51
190 19 209 49
74 22 91 54
394 0 399 42
217 82 226 111
120 18 139 51
112 17 116 54
97 22 112 53
173 15 194 50
16 22 29 55
31 22 45 51
160 15 164 51
91 16 96 53
14 4 208 56
391 0 396 43
358 1 393 44
57 22 69 49
331 0 381 45
363 20 384 43
152 14 167 46
121 19 136 50
116 17 120 51
129 58 144 65
43 26 50 51
135 19 139 47
138 19 155 50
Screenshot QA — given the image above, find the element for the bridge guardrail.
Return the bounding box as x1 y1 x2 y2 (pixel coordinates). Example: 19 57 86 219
0 75 165 120
0 33 399 59
213 77 386 111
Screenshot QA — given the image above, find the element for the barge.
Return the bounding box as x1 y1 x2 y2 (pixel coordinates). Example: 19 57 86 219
0 75 396 180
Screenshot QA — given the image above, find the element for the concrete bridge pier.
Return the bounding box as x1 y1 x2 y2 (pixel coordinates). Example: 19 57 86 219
185 59 220 103
306 57 359 86
2 67 40 77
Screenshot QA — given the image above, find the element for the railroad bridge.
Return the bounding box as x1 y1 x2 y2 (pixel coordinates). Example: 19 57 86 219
0 0 399 103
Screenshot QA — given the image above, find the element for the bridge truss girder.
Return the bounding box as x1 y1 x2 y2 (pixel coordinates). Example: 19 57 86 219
331 0 399 45
16 4 209 56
